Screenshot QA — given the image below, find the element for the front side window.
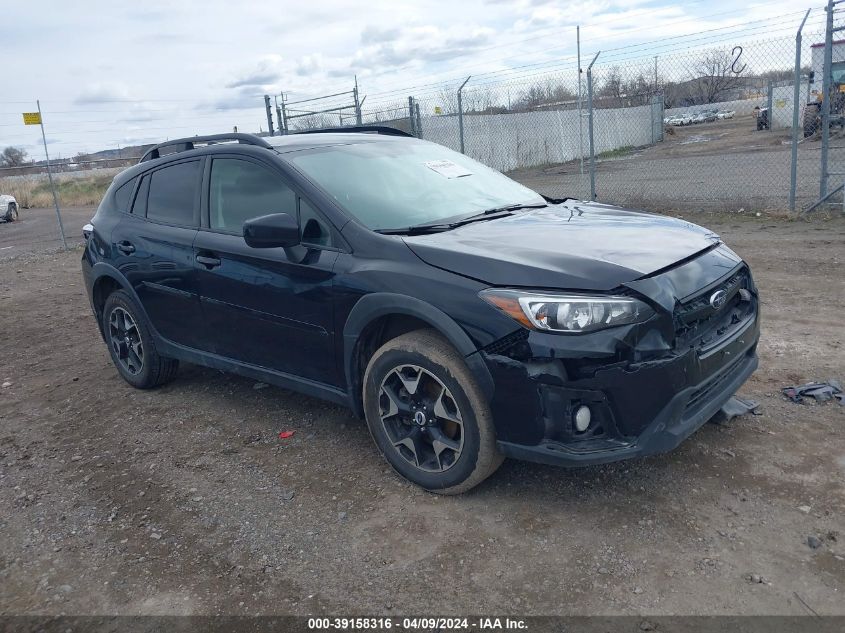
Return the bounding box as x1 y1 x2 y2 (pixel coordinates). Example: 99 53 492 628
299 198 332 247
146 160 201 226
209 158 296 233
286 140 544 231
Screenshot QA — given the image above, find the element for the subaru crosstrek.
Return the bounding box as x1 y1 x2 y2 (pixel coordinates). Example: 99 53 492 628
82 129 759 494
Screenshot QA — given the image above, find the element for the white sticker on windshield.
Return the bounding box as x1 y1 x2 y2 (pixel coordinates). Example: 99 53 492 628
424 159 473 179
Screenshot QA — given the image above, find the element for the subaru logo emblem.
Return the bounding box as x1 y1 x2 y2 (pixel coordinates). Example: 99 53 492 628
709 289 727 309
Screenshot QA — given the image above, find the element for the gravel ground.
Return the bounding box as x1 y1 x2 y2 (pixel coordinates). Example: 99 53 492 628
0 207 843 617
510 116 845 212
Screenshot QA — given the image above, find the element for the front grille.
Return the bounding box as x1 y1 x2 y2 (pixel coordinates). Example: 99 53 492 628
674 267 754 351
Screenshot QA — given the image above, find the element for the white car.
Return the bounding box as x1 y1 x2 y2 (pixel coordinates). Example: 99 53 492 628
717 110 735 120
673 113 694 126
1 194 19 222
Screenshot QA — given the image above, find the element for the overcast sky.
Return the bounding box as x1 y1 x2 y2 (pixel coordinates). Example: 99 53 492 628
0 0 820 158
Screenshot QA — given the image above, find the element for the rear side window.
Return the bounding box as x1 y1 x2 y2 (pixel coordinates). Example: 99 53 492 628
132 175 150 216
209 158 295 233
146 160 201 226
113 177 137 212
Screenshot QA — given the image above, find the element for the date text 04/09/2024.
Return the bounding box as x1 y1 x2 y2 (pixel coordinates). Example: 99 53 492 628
307 617 528 630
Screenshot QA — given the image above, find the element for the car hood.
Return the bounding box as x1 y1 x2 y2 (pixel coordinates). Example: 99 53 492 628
402 200 721 290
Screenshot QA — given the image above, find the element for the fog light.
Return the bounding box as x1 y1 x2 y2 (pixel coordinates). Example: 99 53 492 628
574 405 591 433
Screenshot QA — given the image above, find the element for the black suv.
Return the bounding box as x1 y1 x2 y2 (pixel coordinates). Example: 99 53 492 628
82 129 759 494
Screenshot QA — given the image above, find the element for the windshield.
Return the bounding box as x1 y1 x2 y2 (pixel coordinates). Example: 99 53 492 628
285 139 544 231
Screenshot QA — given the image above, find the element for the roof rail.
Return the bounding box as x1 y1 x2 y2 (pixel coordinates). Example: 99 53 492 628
139 133 273 163
293 125 413 138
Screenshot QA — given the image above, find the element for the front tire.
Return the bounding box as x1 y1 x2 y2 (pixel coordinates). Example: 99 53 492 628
4 203 17 222
363 330 503 494
102 290 178 389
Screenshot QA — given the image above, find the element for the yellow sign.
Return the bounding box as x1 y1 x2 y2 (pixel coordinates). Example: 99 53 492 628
22 112 42 125
434 106 442 115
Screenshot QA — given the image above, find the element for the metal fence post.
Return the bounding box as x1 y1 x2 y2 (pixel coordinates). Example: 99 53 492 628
766 80 773 131
790 9 812 212
280 95 289 135
587 52 601 201
275 96 283 136
457 76 471 154
354 75 362 125
415 102 423 139
36 100 67 250
820 0 834 199
577 26 584 182
264 94 275 136
408 96 417 137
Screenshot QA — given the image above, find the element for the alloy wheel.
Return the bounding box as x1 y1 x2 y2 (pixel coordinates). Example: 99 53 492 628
378 364 464 472
108 307 144 376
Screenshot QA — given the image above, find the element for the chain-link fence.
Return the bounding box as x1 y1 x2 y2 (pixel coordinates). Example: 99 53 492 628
285 9 843 215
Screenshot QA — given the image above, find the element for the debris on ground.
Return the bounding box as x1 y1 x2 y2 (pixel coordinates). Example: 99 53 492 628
781 380 843 405
709 395 761 425
807 535 823 549
278 430 296 439
253 382 269 390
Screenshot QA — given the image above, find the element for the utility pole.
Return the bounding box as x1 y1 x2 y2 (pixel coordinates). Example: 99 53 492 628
264 94 275 136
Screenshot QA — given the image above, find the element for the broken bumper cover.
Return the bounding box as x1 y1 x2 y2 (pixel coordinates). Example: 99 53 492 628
485 312 760 468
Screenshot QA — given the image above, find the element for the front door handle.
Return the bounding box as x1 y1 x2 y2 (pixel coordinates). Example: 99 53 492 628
196 254 221 268
117 240 135 254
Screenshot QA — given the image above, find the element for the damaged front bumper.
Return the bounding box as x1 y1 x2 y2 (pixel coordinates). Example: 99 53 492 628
481 267 760 468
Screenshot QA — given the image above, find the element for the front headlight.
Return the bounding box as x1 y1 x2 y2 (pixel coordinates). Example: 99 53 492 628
479 289 654 334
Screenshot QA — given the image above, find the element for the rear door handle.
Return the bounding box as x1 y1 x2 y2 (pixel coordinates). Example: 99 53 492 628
196 254 221 268
117 240 135 254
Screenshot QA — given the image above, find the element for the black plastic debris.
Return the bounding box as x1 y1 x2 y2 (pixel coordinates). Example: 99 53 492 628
781 380 843 405
709 395 761 425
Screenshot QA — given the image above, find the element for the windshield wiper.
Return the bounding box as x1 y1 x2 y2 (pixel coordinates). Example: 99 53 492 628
477 202 548 216
376 202 548 236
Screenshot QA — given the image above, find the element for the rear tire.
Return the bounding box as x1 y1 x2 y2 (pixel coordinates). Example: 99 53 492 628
363 329 503 495
102 290 179 389
4 203 17 222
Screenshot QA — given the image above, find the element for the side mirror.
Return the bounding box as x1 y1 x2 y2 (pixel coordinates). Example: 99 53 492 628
243 213 300 248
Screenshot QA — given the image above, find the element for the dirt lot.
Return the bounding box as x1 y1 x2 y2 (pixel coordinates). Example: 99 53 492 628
0 208 844 617
512 115 845 212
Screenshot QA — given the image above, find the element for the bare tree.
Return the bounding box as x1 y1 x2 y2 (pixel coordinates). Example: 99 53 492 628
688 50 745 104
512 78 576 111
598 67 624 100
0 146 29 167
436 86 458 115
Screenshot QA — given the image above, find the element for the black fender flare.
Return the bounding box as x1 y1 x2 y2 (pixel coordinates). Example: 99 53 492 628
88 262 155 338
342 292 494 417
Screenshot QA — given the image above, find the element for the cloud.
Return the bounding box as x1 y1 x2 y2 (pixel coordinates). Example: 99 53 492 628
361 25 402 44
208 86 266 112
352 25 496 71
225 55 284 88
295 54 324 77
74 82 131 104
